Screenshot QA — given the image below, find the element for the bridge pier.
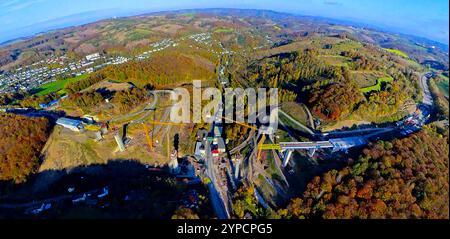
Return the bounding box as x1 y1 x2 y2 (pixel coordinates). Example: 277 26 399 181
234 158 240 180
307 148 317 157
282 148 318 167
114 133 125 152
282 150 293 167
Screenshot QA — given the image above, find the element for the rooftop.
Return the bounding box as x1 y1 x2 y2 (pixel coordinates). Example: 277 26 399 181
56 117 84 128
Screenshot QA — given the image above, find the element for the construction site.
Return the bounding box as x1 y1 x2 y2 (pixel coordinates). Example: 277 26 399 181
39 91 196 175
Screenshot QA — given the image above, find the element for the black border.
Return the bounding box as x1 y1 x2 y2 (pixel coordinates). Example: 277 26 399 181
1 219 448 238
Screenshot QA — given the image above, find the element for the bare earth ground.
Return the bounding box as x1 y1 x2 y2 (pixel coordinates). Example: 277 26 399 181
36 95 196 191
81 80 133 93
152 24 185 34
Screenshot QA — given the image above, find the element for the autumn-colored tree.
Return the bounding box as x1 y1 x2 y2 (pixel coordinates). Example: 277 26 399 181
278 129 449 219
110 87 148 114
101 52 214 88
308 82 364 121
64 72 106 94
0 113 51 183
171 207 200 219
232 186 265 219
62 90 104 113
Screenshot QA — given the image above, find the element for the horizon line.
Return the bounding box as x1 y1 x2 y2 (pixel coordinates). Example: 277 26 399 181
1 7 448 48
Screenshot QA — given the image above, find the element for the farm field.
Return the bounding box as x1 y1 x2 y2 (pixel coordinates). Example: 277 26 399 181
360 76 394 93
33 74 89 96
280 101 310 126
214 27 234 33
351 70 384 88
384 48 409 58
318 55 350 66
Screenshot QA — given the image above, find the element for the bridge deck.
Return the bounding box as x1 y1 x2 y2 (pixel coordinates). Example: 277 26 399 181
279 141 333 149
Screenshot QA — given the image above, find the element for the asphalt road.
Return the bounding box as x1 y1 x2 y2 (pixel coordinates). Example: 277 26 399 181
204 140 229 219
279 141 334 149
420 73 433 106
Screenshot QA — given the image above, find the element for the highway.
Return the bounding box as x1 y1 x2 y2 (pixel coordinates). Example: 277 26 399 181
109 89 173 124
204 140 229 219
320 127 392 138
202 56 231 219
279 141 334 149
228 129 256 155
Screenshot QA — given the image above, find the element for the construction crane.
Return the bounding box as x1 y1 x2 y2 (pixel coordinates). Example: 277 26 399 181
256 134 266 161
221 115 258 131
142 123 153 151
219 115 267 161
142 116 268 161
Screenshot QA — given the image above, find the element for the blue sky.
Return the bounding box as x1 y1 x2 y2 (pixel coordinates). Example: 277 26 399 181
0 0 448 44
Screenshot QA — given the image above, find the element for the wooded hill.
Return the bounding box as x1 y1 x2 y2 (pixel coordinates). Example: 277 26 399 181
277 129 449 219
0 113 51 183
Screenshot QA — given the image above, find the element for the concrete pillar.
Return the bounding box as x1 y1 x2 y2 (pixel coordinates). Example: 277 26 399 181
95 131 102 141
234 158 240 180
169 150 179 174
282 150 293 167
226 169 236 191
307 148 317 157
114 133 125 152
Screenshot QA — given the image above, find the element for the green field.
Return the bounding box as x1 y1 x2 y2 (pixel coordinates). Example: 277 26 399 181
360 76 394 93
281 102 309 126
127 28 152 41
384 48 409 58
178 13 196 17
214 27 234 33
33 74 89 96
318 55 350 66
352 71 381 88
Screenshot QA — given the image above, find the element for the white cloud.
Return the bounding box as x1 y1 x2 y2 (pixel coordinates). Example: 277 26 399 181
1 0 45 13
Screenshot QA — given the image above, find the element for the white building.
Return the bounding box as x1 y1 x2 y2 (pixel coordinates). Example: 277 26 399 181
85 53 100 61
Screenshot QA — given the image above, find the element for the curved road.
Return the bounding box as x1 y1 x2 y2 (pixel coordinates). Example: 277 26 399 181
420 73 433 106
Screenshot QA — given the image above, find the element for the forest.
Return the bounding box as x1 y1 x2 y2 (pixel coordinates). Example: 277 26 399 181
276 129 449 219
64 72 106 94
231 47 415 123
0 113 51 183
62 91 104 113
101 52 215 88
61 86 149 115
230 129 449 219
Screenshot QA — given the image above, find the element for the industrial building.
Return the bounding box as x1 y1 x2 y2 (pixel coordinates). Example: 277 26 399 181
195 141 206 158
39 99 59 109
56 117 84 132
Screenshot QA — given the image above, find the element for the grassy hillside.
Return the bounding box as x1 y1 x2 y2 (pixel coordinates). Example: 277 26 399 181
384 48 409 58
1 9 446 73
360 76 394 93
33 74 89 96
